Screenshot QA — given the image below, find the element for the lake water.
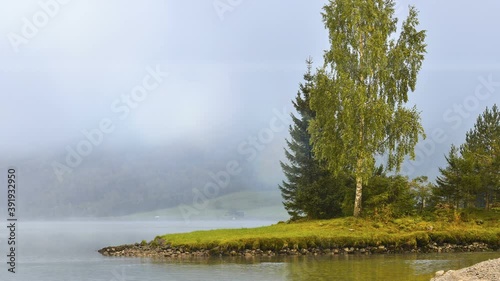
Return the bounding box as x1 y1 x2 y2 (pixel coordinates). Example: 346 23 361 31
0 220 498 281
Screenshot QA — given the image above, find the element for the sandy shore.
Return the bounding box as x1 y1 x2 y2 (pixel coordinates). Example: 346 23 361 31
431 258 500 281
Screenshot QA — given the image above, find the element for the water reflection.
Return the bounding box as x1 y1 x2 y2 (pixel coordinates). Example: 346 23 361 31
282 255 421 281
150 252 500 281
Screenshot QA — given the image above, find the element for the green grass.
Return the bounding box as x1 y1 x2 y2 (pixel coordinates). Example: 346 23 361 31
156 213 500 252
121 190 288 220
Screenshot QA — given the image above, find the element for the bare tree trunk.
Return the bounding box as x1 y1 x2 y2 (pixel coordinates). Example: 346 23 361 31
354 175 363 217
353 31 365 219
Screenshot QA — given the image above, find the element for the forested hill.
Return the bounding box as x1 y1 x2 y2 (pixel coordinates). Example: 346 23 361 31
2 141 278 219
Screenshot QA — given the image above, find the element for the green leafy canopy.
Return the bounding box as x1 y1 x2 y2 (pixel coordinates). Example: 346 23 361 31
309 0 427 182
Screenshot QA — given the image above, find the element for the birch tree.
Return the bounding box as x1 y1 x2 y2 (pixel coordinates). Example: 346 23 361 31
309 0 427 217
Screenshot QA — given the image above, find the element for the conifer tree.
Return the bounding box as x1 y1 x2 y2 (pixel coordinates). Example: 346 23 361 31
435 145 470 208
462 104 500 209
279 58 344 219
435 105 499 209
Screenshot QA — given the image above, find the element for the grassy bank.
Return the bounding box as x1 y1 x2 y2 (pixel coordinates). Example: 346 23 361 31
155 212 500 252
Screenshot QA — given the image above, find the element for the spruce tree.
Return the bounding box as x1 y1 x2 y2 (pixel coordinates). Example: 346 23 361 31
279 58 344 219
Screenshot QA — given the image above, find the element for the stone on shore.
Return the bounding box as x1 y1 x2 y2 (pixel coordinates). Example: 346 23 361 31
430 258 500 281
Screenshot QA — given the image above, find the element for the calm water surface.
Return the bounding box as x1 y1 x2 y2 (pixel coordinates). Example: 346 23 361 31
0 220 498 280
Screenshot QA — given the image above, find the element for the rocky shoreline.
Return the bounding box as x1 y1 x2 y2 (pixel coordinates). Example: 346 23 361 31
431 258 500 281
98 239 495 259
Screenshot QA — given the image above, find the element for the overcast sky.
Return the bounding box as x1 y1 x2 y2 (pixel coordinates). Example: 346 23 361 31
1 0 500 180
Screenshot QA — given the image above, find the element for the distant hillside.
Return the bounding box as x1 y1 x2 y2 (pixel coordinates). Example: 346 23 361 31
0 141 284 219
121 190 289 221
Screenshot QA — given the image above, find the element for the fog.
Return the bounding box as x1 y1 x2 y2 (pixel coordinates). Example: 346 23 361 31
1 1 499 218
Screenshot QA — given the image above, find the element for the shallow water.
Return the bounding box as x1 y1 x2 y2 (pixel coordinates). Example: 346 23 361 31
0 220 498 280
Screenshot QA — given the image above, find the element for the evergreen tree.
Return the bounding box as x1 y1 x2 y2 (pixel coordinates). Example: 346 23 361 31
435 145 470 208
435 105 500 210
309 0 427 217
279 58 344 219
462 104 500 209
